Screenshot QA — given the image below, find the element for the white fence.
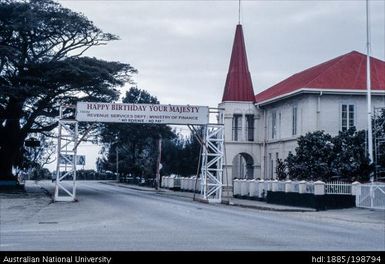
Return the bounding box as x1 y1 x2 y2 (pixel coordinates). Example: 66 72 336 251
356 183 385 210
161 175 200 193
231 179 321 198
325 181 352 195
162 176 385 210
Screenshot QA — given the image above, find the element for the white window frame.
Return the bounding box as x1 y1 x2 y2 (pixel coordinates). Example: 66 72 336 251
232 114 242 141
292 105 298 136
245 114 254 142
271 111 277 139
341 104 355 131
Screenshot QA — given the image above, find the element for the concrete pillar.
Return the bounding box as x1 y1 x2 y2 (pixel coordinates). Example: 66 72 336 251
255 180 260 197
164 176 169 188
258 179 264 198
169 176 175 189
240 179 248 197
298 180 306 194
161 176 165 188
180 177 185 191
248 179 257 197
272 180 278 192
352 181 361 196
285 180 292 193
314 180 325 195
233 179 241 196
266 180 272 191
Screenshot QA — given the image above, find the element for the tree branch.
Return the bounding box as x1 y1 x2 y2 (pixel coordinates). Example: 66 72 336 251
29 122 58 133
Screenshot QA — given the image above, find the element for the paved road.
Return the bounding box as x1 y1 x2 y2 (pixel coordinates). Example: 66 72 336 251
0 181 384 251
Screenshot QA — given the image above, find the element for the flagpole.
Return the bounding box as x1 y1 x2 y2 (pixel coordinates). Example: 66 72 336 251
366 0 374 182
238 0 241 24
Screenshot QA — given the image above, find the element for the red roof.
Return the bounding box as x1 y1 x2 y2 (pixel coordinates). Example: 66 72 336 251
222 24 255 102
255 51 385 103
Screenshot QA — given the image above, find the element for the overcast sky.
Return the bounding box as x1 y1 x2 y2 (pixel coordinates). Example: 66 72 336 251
52 0 385 171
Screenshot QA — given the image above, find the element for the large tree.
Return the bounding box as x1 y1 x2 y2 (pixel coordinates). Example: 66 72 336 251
331 128 372 182
0 0 136 180
286 131 334 181
285 129 372 182
161 129 203 177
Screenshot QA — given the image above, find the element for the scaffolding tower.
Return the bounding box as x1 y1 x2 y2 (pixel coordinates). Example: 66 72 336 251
373 107 385 181
55 105 78 202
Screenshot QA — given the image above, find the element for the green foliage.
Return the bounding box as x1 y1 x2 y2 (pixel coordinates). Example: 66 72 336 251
22 133 55 169
0 0 135 179
161 128 203 177
285 129 372 182
275 158 287 180
331 128 372 182
286 131 334 181
76 169 116 180
28 167 51 181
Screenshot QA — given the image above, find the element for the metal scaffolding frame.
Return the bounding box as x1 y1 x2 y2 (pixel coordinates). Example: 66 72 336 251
200 122 224 203
54 105 224 203
374 107 385 181
188 108 224 203
54 105 78 202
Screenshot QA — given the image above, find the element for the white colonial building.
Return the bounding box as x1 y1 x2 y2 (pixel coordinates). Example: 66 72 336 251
219 24 385 189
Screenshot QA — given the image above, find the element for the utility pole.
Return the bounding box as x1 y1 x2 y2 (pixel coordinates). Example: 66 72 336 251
115 135 119 182
155 134 162 190
116 146 119 181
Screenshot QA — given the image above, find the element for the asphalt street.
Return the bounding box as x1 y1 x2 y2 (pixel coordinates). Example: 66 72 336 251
0 181 384 251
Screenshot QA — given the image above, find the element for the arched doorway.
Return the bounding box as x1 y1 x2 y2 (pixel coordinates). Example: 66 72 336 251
232 153 254 179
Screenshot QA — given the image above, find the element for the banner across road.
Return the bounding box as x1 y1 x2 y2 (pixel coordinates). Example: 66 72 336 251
76 102 209 125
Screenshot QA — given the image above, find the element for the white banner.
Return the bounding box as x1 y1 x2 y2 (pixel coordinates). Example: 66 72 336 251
76 102 209 125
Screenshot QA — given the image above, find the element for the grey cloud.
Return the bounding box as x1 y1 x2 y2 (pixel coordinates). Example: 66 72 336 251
58 0 385 104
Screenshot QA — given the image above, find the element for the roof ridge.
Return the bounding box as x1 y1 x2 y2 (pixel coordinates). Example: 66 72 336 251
353 54 365 89
255 53 348 99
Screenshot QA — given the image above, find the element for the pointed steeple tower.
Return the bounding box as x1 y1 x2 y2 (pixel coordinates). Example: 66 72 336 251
222 24 255 102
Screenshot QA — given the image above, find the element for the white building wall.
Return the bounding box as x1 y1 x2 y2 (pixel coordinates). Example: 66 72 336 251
259 93 385 179
218 102 262 189
218 93 385 183
260 94 317 178
320 94 385 136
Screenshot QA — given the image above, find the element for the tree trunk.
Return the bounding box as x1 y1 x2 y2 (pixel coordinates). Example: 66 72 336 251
0 151 16 180
0 99 25 181
0 133 24 180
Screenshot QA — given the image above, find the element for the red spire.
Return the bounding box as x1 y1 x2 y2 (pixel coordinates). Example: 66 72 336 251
222 24 255 102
